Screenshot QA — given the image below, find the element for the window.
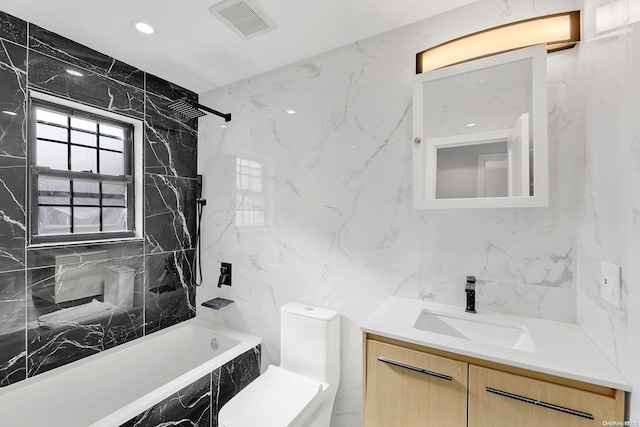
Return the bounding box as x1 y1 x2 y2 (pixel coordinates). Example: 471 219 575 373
235 157 265 229
29 99 135 244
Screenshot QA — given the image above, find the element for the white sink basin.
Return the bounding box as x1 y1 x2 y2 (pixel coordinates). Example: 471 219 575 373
413 309 537 353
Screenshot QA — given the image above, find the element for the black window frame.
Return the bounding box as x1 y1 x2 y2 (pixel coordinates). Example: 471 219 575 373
28 98 136 245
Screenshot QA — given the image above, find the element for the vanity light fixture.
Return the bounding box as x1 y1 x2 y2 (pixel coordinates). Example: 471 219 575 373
416 11 580 74
133 20 157 35
66 69 84 77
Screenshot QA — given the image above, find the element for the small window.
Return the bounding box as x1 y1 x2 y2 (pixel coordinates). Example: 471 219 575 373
29 99 135 244
235 157 265 229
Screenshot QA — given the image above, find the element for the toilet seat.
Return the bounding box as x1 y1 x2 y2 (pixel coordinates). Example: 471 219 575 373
219 365 325 427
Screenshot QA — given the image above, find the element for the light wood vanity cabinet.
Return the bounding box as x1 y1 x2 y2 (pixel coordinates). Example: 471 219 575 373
469 365 623 426
364 339 467 426
363 334 625 427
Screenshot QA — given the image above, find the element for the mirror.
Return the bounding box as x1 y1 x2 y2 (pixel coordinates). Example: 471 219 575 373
413 44 548 209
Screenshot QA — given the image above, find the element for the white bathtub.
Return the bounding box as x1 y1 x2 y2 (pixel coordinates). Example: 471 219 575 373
0 318 261 427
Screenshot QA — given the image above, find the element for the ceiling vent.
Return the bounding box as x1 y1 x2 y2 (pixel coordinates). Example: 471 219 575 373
209 0 277 40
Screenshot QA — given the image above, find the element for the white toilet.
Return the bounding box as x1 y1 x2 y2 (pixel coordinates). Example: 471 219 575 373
219 302 340 427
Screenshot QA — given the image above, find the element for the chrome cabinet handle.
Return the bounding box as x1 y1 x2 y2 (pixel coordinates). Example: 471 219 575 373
377 357 453 381
485 387 595 420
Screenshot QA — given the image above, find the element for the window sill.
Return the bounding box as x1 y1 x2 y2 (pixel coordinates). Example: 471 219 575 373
27 236 144 250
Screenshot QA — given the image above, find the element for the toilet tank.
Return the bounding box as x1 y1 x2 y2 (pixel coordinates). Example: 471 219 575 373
280 302 340 385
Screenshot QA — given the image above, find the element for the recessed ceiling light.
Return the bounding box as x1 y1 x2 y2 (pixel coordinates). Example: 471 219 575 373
66 69 84 77
2 111 17 116
133 20 156 35
286 110 296 115
466 123 476 127
221 124 228 129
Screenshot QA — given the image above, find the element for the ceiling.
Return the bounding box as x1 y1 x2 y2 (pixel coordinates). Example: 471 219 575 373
0 0 477 94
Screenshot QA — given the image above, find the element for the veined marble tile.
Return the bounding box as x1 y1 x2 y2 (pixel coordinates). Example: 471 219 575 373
0 156 26 272
145 93 198 178
0 40 27 157
211 346 261 427
198 1 582 425
0 11 26 47
144 174 196 254
28 51 144 119
145 73 197 103
28 24 143 89
0 269 26 387
144 249 196 334
122 373 211 427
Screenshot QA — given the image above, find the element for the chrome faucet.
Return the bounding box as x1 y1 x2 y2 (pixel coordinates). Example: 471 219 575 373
465 276 476 313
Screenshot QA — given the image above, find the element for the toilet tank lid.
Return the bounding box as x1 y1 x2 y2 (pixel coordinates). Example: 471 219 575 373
281 302 339 321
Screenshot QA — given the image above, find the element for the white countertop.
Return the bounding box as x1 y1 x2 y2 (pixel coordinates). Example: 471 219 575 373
361 296 631 391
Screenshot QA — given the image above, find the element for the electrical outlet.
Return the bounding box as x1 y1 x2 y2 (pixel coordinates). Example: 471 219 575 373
600 261 621 307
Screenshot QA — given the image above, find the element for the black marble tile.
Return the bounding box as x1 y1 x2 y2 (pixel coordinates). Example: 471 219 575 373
27 240 143 270
0 40 27 157
145 93 198 178
29 24 144 89
211 346 261 427
26 249 144 317
0 270 26 387
0 11 27 47
0 156 26 272
26 251 144 377
121 373 211 427
145 73 197 103
26 308 143 376
144 250 195 334
28 51 144 119
145 174 196 254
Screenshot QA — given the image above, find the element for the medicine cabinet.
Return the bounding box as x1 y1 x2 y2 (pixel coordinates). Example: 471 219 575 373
412 44 548 209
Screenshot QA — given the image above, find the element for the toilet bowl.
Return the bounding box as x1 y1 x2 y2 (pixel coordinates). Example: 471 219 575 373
219 302 340 427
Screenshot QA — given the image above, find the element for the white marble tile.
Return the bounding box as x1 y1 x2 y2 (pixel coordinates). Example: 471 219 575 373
197 0 587 424
576 0 640 421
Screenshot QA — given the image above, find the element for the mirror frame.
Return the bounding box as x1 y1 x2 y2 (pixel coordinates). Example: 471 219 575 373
412 44 548 209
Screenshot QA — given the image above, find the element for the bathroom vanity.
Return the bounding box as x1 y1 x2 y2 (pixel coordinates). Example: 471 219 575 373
361 297 630 426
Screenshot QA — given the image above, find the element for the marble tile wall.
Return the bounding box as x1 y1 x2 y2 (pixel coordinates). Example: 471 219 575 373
0 10 199 387
575 0 640 421
121 346 260 427
197 0 581 425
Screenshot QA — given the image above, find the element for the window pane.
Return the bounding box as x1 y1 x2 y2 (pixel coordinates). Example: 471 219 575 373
240 175 249 190
251 176 262 192
103 207 126 231
37 123 67 142
71 145 97 172
70 117 96 132
39 206 71 235
255 210 265 225
37 109 67 126
38 177 70 205
100 124 124 138
71 130 97 147
37 140 68 170
100 136 123 152
102 183 126 206
73 207 100 233
99 150 123 176
73 180 100 206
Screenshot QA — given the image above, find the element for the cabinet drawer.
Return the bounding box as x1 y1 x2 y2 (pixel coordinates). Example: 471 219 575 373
469 365 621 427
364 339 467 427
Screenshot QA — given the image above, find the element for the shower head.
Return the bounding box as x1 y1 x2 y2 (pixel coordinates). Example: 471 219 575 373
167 98 206 120
167 98 232 122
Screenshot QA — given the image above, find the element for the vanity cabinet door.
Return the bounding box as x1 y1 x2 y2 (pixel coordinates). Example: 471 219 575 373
364 339 467 427
469 365 621 427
